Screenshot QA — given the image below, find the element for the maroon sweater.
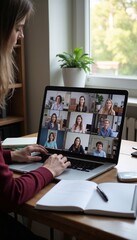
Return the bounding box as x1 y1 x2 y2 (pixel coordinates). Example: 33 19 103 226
0 145 53 212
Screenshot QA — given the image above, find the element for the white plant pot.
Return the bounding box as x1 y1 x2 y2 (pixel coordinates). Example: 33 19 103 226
62 68 86 87
96 104 101 111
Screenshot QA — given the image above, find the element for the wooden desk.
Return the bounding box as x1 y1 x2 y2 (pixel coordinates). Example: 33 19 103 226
14 138 137 240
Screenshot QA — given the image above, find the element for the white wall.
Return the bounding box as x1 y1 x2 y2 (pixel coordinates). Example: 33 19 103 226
25 0 73 133
49 0 73 86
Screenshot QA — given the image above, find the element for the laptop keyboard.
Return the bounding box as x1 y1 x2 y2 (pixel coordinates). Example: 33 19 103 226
68 158 102 172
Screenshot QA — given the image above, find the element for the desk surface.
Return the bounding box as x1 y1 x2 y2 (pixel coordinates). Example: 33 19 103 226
15 137 137 240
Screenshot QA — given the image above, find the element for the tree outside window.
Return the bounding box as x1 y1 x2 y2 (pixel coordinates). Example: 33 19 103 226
90 0 137 76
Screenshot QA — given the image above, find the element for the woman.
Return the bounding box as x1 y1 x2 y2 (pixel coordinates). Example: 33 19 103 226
71 115 86 133
47 113 58 130
0 1 70 239
99 98 115 115
51 95 64 110
69 137 85 154
44 132 57 149
75 96 87 112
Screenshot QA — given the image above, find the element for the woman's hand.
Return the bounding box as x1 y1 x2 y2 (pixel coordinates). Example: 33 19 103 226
10 144 48 163
10 146 71 178
43 154 71 177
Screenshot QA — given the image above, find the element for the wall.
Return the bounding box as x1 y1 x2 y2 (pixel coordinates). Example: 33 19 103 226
24 0 73 133
24 0 50 133
49 0 72 86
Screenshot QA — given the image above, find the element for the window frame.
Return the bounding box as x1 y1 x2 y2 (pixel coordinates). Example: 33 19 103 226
74 0 137 96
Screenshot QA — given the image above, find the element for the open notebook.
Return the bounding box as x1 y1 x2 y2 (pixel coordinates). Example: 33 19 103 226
9 86 128 181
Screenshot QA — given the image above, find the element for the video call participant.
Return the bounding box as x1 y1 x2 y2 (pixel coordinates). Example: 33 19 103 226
51 95 64 110
44 132 57 149
75 96 87 112
91 141 106 157
98 118 114 137
47 113 58 130
99 98 115 115
71 115 86 133
68 137 85 154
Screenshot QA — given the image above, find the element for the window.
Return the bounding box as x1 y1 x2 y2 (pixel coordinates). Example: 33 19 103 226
90 0 137 77
71 0 137 91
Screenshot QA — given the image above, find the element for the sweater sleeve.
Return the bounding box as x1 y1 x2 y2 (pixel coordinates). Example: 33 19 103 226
2 148 13 164
0 146 53 212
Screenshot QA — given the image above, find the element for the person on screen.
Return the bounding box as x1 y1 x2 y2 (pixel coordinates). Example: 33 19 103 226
98 118 114 137
0 1 71 239
47 113 58 130
44 132 57 149
71 115 86 133
69 137 85 154
99 98 115 115
51 95 64 110
91 141 106 158
75 96 87 112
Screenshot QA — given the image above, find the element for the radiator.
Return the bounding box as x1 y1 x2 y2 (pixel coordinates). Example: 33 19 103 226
122 117 137 141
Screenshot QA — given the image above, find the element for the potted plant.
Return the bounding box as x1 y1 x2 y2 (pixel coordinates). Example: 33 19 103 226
56 47 94 87
96 94 104 111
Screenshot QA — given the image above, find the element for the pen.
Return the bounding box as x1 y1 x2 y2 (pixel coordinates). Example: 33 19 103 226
132 147 137 150
96 186 108 202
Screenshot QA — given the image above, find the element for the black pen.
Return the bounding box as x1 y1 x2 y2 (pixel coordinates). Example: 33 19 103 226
96 186 108 202
132 147 137 150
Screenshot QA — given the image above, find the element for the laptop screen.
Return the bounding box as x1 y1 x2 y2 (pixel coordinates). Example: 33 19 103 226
37 86 128 164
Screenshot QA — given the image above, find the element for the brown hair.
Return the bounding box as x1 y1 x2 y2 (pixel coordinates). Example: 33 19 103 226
0 0 33 107
73 137 81 151
48 132 55 142
74 115 83 131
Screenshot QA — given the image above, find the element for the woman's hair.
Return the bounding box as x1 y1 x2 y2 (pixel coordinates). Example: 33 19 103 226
51 113 57 124
104 98 114 115
0 0 33 107
55 95 62 103
48 132 55 142
74 115 83 131
79 96 85 106
73 137 81 151
76 96 87 112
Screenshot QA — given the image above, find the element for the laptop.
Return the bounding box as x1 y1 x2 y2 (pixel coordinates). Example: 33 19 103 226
9 86 128 181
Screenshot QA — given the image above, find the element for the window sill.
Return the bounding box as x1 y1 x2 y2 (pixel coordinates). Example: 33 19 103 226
128 97 137 107
86 74 137 97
